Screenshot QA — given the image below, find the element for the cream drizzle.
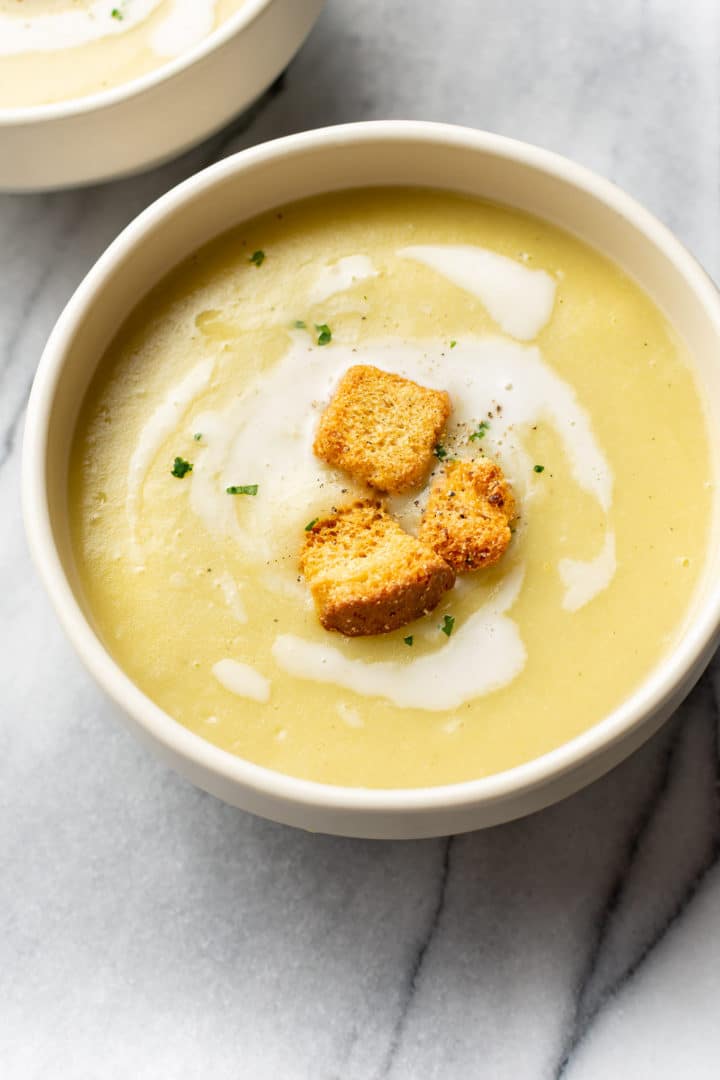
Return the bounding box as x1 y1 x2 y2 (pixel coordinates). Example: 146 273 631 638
309 255 378 305
559 530 617 612
272 568 526 711
0 0 218 58
151 0 216 56
214 572 248 624
337 702 364 728
178 333 614 708
126 244 617 710
212 659 270 704
126 357 214 560
398 244 557 340
185 335 612 567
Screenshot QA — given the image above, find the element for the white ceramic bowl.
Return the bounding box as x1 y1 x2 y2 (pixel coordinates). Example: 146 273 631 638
0 0 325 192
22 121 720 838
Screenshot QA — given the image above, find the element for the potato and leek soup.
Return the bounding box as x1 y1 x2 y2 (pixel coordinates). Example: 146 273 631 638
0 0 247 107
69 189 712 788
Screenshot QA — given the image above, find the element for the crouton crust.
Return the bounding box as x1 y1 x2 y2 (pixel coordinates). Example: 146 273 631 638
313 365 451 493
301 500 455 636
419 459 515 572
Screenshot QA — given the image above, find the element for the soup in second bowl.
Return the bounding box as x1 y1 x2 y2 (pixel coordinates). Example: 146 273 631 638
69 188 712 788
0 0 248 106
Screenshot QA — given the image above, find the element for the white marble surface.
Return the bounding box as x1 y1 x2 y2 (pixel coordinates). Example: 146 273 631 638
3 1 720 1076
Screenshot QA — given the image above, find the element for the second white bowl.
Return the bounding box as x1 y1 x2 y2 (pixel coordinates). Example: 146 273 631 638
0 0 325 192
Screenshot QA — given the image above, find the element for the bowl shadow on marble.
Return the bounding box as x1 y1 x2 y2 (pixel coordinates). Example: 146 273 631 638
155 671 717 1062
16 647 718 1074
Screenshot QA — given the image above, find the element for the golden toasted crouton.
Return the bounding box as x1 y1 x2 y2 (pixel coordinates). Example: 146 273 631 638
419 459 515 572
301 500 455 636
314 365 451 492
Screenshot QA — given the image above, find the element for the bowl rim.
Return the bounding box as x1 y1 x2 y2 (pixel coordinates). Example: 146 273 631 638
0 0 279 125
22 119 720 817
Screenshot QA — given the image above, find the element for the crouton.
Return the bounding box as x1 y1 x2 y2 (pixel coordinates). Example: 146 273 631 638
301 500 455 636
313 365 451 492
419 459 515 572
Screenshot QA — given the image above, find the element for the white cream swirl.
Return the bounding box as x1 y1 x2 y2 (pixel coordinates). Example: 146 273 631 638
126 245 616 711
399 244 557 341
0 0 218 57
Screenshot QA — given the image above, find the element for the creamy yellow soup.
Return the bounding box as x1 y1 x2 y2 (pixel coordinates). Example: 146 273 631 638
69 189 713 788
0 0 246 107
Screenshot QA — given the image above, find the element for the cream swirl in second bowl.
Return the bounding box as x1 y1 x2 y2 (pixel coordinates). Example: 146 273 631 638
0 0 247 106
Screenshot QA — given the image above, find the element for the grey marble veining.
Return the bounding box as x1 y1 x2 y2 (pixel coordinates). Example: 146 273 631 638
3 2 720 1077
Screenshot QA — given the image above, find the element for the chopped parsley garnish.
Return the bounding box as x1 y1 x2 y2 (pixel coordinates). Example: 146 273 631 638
403 635 414 646
315 323 332 346
304 517 319 531
193 432 202 441
249 250 265 267
433 444 448 460
533 464 545 473
111 6 123 20
171 456 193 478
440 615 455 637
450 340 457 349
226 484 258 495
294 319 306 329
469 421 490 441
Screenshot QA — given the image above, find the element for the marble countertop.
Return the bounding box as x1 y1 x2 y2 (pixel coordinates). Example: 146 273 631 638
3 1 720 1076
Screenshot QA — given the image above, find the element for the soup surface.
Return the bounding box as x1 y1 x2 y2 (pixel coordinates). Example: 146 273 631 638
70 189 712 788
0 0 246 106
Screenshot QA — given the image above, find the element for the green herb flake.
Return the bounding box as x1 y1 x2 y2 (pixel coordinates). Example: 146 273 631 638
440 615 455 637
403 635 414 646
450 340 457 349
171 456 193 479
193 432 202 441
304 517 319 531
315 323 332 346
469 421 490 441
294 319 306 329
433 444 448 460
111 7 123 20
226 484 259 496
533 464 545 473
249 250 266 267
